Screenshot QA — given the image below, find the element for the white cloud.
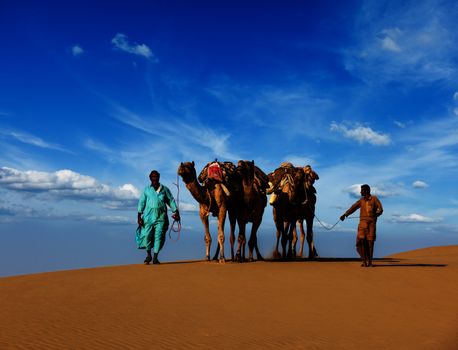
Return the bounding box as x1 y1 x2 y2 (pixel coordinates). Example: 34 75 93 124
71 45 84 56
111 33 154 59
454 108 458 117
412 180 428 189
343 184 399 198
178 201 199 212
0 167 140 206
330 122 391 146
390 213 440 223
344 183 399 198
454 92 458 101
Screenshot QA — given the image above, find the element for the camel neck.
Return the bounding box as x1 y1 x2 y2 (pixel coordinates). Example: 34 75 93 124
185 178 209 205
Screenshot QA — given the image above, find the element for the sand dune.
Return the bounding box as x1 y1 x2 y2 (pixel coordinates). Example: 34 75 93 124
1 245 457 349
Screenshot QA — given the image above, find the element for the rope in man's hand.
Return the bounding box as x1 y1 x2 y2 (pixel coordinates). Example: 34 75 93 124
313 213 378 231
168 174 182 242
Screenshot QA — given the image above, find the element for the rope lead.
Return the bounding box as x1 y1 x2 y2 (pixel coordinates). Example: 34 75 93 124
168 173 182 242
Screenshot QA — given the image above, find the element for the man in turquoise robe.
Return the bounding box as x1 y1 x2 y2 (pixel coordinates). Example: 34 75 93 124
137 170 180 264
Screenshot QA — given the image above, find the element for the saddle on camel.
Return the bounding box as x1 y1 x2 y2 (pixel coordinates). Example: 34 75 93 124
198 159 240 199
267 162 318 205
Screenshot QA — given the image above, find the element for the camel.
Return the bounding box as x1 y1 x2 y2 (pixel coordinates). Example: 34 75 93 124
177 161 237 262
269 164 305 259
235 160 268 262
291 166 319 259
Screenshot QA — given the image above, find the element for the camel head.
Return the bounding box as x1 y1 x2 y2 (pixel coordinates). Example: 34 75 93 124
177 161 197 184
279 167 305 203
237 160 255 181
303 165 319 192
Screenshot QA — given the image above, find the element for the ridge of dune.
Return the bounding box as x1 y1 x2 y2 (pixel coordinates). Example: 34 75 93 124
386 244 458 260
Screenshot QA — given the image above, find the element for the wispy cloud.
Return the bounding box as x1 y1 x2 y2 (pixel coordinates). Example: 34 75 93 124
111 33 154 60
206 81 335 141
71 45 84 56
454 92 458 101
282 155 316 167
110 105 240 161
330 122 391 145
380 28 402 52
412 180 428 189
86 215 135 224
0 129 71 153
0 199 135 225
390 213 440 223
394 120 407 128
345 0 458 84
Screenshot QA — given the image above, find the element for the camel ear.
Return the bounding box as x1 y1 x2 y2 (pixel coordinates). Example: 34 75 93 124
251 160 255 165
192 161 195 166
180 162 183 166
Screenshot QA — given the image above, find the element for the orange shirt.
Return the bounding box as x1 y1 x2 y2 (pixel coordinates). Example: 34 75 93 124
345 195 383 221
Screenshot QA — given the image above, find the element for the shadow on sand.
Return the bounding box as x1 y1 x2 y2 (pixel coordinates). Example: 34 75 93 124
264 257 447 267
154 257 447 267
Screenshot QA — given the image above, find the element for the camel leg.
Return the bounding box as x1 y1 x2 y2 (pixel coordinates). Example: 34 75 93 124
297 219 305 258
241 229 247 261
236 217 246 263
291 223 298 258
200 211 212 261
274 228 281 259
248 219 263 261
273 207 282 259
217 206 227 263
276 219 287 259
212 244 220 261
306 214 318 259
229 208 237 262
286 221 295 259
282 221 291 259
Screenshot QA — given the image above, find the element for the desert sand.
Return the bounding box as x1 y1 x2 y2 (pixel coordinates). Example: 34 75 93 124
0 245 457 350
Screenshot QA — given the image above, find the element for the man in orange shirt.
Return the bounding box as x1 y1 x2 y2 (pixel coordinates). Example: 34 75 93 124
340 184 383 267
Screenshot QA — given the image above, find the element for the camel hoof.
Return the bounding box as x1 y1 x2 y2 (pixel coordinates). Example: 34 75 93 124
205 256 211 262
219 257 226 264
257 255 264 261
273 251 281 259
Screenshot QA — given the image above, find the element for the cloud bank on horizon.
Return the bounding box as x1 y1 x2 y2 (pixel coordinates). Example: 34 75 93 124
0 0 457 245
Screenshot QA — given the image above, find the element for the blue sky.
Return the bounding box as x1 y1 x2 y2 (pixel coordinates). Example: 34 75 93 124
1 0 458 276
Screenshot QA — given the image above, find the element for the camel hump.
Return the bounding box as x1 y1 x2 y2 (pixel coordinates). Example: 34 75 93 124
254 165 269 191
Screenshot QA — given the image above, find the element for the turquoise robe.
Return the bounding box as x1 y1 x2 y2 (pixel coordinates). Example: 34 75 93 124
136 184 178 253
